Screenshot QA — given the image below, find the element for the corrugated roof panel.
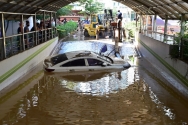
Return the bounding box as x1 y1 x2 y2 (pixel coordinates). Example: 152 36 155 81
0 0 188 20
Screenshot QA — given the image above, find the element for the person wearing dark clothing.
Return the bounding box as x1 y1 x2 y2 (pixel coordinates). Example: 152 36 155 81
39 21 45 43
117 10 122 20
31 22 40 31
62 18 67 24
117 10 123 29
17 22 24 50
31 22 40 45
17 22 23 34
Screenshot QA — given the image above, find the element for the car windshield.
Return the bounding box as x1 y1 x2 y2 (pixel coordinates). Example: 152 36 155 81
51 54 68 66
97 55 113 63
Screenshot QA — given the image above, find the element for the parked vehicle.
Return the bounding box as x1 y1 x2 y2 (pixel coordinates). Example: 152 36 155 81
43 50 131 72
83 14 105 37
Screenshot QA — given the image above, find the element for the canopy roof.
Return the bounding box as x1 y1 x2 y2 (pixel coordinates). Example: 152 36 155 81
0 0 188 20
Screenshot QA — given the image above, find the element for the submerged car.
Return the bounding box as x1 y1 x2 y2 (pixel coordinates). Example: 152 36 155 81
43 50 131 72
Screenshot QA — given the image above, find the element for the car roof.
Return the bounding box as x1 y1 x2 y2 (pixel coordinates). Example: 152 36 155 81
65 50 98 59
52 50 99 60
49 50 113 66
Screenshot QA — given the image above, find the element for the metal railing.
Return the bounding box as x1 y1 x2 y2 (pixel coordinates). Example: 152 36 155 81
142 29 177 45
0 28 57 61
141 29 188 60
0 10 57 61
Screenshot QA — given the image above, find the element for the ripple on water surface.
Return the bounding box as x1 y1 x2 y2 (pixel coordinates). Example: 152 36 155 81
0 41 188 125
1 66 187 125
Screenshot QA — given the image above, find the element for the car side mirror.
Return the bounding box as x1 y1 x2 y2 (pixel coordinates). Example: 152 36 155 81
101 63 107 67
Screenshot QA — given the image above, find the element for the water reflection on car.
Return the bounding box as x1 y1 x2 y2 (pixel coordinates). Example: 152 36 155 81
45 69 131 96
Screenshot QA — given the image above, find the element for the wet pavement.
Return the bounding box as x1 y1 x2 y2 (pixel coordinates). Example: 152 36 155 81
0 31 188 125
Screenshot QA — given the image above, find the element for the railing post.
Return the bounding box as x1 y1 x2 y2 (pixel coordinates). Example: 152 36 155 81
146 15 148 36
10 37 13 55
34 13 37 46
50 12 52 39
152 15 157 39
43 11 47 42
54 12 57 37
139 14 142 33
21 15 25 50
1 13 6 59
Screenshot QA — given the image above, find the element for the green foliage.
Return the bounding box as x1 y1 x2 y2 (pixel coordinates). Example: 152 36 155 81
56 5 73 17
56 21 78 38
182 38 188 59
78 0 104 15
124 21 138 38
169 45 179 58
36 15 50 20
173 21 188 59
129 30 134 38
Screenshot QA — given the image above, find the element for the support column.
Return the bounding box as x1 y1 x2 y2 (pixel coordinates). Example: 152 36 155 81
146 15 148 35
21 15 25 50
43 11 47 42
50 12 52 39
139 14 142 33
33 14 37 46
54 12 57 36
152 15 157 38
180 13 185 59
1 13 6 60
164 15 168 42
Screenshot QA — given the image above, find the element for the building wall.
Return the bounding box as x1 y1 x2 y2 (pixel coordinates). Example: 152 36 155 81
59 16 81 22
0 37 58 91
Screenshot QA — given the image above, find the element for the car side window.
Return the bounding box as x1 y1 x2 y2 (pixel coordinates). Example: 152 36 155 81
61 59 85 67
87 58 103 66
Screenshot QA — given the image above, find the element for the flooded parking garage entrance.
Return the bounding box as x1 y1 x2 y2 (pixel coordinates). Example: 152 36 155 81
0 34 188 125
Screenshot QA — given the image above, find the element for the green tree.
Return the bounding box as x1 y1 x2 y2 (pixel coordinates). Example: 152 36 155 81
56 5 73 17
78 0 104 15
36 15 50 20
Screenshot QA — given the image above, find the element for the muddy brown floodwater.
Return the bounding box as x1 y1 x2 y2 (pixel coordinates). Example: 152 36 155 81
0 34 188 125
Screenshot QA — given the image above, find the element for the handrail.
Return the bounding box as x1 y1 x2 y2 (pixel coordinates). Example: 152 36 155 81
142 29 178 45
0 28 57 61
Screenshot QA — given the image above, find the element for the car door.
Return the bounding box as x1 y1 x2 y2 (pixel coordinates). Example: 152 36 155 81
60 58 87 72
86 58 108 71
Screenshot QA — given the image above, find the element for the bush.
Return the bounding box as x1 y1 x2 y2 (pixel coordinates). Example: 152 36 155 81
56 21 78 38
169 45 179 58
